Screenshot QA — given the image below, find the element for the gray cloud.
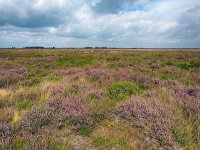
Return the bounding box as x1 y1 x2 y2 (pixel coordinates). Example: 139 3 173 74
0 0 82 28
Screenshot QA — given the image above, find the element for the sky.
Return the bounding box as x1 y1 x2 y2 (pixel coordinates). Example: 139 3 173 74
0 0 200 48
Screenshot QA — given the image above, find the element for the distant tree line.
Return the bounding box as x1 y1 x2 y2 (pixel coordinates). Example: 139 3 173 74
23 47 55 49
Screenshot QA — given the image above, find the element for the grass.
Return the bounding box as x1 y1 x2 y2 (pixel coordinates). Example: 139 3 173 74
108 81 141 101
0 49 200 149
92 136 130 150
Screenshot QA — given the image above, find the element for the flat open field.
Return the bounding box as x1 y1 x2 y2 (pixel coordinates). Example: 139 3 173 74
0 49 200 149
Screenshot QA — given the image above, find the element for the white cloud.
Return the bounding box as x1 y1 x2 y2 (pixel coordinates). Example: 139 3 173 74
158 21 179 33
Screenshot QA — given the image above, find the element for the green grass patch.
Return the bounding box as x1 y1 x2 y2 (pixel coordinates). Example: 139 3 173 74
106 57 120 62
48 140 69 150
178 63 191 70
160 74 168 80
93 136 130 150
190 61 200 68
33 53 45 57
57 57 94 67
88 93 100 101
48 74 62 82
80 125 93 136
11 139 26 150
172 118 199 147
19 99 32 110
108 81 141 101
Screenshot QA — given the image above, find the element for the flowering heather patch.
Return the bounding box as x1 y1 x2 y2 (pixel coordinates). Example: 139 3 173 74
0 66 28 87
67 67 85 75
59 97 92 130
47 84 63 95
176 87 200 117
45 99 62 111
113 70 132 81
0 64 4 71
20 107 55 133
132 75 162 89
0 50 199 149
115 96 159 124
160 66 177 74
0 122 13 148
115 96 177 148
89 68 107 76
53 68 85 77
153 120 176 148
87 68 109 81
52 70 68 76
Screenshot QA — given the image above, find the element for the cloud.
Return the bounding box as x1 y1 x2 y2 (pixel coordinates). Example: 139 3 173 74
0 0 199 48
0 0 87 28
158 22 179 33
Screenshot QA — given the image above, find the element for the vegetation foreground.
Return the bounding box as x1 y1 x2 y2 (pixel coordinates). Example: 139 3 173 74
0 49 200 150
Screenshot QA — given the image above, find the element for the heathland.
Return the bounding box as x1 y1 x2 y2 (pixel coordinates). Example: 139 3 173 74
0 49 200 149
